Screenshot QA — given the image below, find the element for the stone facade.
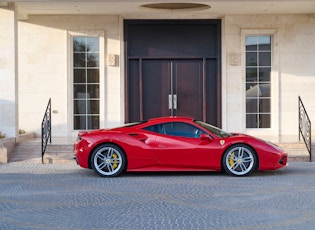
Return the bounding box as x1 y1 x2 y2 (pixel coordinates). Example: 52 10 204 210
224 15 315 141
0 7 18 138
1 6 315 141
18 15 121 137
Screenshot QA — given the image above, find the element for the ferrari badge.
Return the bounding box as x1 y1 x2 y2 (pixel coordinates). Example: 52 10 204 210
220 140 225 145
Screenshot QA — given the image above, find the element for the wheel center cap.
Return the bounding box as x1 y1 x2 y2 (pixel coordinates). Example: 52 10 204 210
237 159 243 163
105 159 111 164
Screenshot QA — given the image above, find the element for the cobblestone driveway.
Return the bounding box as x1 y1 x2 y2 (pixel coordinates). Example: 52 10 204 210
1 162 315 230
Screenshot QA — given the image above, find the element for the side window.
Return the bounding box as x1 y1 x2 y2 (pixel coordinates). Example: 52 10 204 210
142 122 204 138
142 124 162 134
163 122 203 138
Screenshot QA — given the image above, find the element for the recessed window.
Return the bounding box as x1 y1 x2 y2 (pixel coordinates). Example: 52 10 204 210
73 37 100 130
246 36 271 128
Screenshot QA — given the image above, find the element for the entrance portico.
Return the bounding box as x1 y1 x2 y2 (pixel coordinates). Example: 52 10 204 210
0 1 315 145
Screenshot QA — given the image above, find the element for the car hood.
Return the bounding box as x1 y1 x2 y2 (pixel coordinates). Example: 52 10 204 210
228 133 284 151
229 132 267 142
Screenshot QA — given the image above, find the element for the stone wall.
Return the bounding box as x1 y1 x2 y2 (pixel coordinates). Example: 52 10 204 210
16 14 315 141
0 138 16 163
0 7 18 138
18 15 121 137
224 14 315 141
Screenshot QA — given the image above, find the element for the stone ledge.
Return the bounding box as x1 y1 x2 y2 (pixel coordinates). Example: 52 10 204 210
0 137 16 163
17 132 36 142
43 152 76 164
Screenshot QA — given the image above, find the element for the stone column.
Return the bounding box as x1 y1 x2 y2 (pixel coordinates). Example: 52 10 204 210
0 4 18 138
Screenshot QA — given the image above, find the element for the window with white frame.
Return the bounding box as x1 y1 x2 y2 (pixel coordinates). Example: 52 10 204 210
245 36 271 128
73 36 100 130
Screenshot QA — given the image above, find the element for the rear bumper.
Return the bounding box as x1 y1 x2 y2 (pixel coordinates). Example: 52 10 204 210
73 155 78 164
73 141 90 168
279 155 288 166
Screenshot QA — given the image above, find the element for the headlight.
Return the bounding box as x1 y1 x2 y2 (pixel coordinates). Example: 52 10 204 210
267 142 283 151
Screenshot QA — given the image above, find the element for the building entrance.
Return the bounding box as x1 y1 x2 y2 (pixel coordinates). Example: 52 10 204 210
124 20 221 126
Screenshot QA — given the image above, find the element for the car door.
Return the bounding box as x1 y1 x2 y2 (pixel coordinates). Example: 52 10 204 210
153 122 218 169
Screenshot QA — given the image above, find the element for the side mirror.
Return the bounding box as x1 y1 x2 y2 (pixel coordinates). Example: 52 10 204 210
200 134 212 142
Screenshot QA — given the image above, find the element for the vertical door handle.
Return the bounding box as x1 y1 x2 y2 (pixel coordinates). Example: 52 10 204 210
168 95 172 109
173 95 177 109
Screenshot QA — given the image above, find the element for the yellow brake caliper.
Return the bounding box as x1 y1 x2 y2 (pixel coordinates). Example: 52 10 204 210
112 153 118 169
229 152 235 169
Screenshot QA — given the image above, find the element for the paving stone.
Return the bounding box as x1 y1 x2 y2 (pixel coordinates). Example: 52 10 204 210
0 162 315 230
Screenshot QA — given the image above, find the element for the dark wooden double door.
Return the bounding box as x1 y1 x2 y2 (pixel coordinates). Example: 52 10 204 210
125 20 221 126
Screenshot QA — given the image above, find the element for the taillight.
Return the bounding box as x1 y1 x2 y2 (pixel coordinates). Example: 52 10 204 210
76 135 82 142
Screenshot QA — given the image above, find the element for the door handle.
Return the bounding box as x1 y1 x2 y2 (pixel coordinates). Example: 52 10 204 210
173 94 177 109
168 95 172 109
169 95 177 110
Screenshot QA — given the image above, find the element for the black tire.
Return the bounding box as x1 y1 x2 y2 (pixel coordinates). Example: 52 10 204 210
222 144 257 176
90 144 126 177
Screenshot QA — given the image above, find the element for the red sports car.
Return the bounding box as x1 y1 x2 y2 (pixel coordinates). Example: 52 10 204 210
74 116 287 177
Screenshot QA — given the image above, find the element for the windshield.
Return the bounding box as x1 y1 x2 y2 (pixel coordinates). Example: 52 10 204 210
194 120 232 138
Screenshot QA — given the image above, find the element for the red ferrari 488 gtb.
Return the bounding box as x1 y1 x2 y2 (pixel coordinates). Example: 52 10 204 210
74 117 287 177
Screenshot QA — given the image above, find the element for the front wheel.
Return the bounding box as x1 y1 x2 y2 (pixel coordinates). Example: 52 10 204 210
91 144 126 177
222 144 257 176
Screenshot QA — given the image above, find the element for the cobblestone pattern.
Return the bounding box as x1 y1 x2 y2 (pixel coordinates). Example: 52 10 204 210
1 162 315 230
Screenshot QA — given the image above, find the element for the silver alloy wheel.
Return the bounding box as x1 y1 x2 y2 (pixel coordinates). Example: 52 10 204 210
93 146 123 176
224 145 255 176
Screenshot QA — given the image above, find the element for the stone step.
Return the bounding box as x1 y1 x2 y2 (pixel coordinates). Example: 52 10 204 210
46 143 73 153
44 152 76 164
9 137 75 164
9 141 41 163
275 142 311 162
276 142 307 149
44 139 74 164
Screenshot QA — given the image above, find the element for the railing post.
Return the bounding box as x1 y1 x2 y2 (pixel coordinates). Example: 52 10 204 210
41 98 52 164
310 123 312 162
49 98 52 144
298 96 312 162
298 96 301 141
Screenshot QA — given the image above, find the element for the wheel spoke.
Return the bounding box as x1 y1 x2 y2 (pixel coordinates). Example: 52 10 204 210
96 153 105 160
113 158 121 163
229 153 236 160
239 163 247 172
107 164 114 172
98 162 106 170
229 160 237 169
243 156 253 163
238 147 244 158
107 148 114 157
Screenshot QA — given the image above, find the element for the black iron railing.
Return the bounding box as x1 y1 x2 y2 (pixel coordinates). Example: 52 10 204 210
298 96 312 162
41 98 51 164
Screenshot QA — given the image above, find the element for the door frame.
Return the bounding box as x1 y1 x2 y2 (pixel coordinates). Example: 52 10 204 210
124 19 221 127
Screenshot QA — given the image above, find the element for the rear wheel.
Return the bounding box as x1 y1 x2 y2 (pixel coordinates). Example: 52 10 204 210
222 144 257 176
91 144 126 177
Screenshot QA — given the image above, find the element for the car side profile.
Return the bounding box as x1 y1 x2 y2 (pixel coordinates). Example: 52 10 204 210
74 116 288 177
